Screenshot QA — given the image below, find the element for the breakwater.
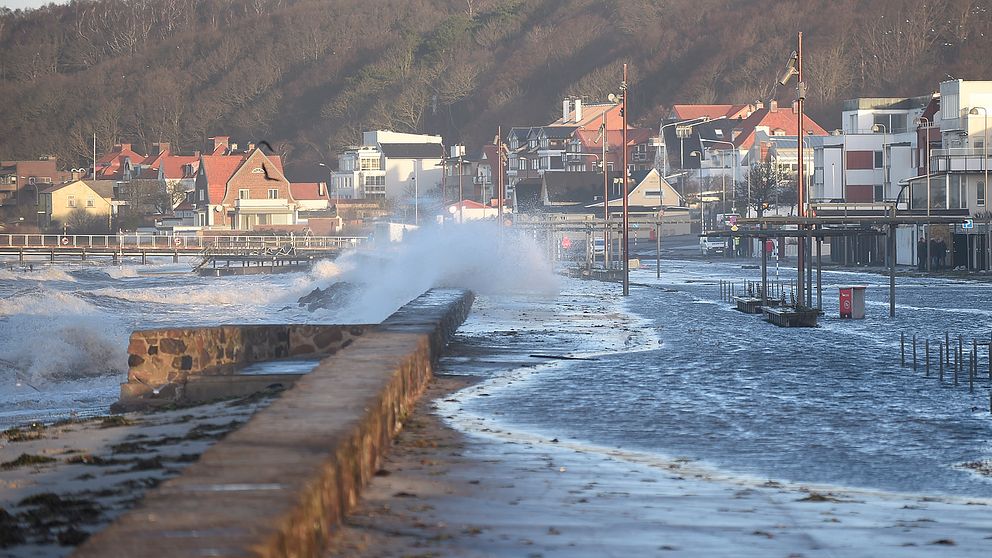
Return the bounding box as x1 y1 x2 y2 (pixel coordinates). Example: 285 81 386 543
74 288 474 557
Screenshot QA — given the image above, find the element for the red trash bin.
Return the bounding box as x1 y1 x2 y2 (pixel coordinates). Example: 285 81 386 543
838 286 867 319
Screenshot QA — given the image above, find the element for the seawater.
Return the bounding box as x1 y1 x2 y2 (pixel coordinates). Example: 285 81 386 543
0 223 557 428
455 261 992 499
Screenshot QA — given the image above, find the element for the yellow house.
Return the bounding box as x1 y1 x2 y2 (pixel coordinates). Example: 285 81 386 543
39 180 114 232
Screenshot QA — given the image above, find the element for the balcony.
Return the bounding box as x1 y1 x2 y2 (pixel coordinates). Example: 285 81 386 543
235 198 290 209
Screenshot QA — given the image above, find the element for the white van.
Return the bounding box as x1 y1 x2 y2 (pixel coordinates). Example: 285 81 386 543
699 235 726 255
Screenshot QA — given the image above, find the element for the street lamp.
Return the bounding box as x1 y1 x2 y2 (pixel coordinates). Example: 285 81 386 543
608 64 630 296
871 123 888 201
689 150 705 231
969 106 989 271
915 116 933 272
777 34 809 307
700 138 738 214
659 116 719 175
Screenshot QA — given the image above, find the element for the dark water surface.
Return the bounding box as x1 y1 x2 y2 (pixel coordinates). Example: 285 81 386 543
462 260 992 498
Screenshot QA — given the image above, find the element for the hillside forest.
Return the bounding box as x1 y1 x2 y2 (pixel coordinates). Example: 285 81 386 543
2 0 992 167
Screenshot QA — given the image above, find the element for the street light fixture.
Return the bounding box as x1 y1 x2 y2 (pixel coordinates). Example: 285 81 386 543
914 115 933 272
608 64 630 296
689 150 705 231
968 106 990 271
871 123 887 201
778 32 808 308
659 116 720 175
700 138 738 214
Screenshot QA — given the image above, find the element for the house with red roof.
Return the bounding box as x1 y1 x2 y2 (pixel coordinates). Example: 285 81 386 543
505 99 657 209
193 148 297 230
94 144 145 180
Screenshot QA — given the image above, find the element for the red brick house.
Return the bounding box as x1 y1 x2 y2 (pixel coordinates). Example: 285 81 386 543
194 148 297 230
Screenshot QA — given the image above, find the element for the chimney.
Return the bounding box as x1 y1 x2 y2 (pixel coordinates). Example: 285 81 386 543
247 142 256 152
563 99 570 122
152 142 170 155
769 100 778 113
210 136 230 154
574 99 582 122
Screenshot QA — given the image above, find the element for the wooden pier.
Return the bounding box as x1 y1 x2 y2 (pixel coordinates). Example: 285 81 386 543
0 233 364 266
763 306 820 327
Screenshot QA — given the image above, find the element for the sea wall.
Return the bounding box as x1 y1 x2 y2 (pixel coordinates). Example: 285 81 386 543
115 324 369 410
74 288 474 558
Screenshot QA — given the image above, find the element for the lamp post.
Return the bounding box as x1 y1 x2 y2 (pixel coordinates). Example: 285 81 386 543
689 150 705 231
915 116 933 271
969 106 989 270
701 138 738 215
871 123 887 200
777 33 807 306
608 64 630 296
660 116 714 176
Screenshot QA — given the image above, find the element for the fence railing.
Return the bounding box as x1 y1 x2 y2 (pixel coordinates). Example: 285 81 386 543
0 234 366 250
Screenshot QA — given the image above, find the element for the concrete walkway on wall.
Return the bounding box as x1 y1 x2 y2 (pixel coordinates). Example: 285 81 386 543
72 288 474 558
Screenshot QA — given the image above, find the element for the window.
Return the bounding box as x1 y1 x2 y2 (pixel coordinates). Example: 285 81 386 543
360 158 381 171
199 189 205 201
364 175 384 186
519 158 527 170
251 167 264 174
978 180 986 206
644 190 661 197
239 189 250 200
86 197 95 208
67 195 76 208
873 151 883 168
268 189 279 199
873 185 883 202
531 159 539 170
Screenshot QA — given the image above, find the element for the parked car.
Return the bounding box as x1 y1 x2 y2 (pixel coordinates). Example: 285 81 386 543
699 235 726 255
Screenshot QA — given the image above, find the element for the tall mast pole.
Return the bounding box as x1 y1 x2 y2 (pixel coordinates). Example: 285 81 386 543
603 108 609 269
796 31 806 308
622 63 630 296
497 125 504 246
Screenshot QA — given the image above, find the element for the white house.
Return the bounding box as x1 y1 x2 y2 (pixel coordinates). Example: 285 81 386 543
332 131 444 204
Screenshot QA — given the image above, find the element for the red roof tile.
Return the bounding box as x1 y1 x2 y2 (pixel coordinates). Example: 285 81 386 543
290 182 327 200
159 155 200 180
732 106 828 149
199 155 245 204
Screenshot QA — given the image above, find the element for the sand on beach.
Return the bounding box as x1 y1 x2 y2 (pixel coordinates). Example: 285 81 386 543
0 392 281 557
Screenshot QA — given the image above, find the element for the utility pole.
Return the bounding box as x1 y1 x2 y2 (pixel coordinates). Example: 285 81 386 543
796 31 806 308
621 63 630 296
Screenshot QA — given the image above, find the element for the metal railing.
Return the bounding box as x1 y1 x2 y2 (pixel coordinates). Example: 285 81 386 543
0 234 366 250
931 148 991 158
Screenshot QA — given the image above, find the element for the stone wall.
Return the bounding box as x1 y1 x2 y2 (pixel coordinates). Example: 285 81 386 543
75 288 474 558
117 324 368 408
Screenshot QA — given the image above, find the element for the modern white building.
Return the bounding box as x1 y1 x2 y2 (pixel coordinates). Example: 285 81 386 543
332 131 444 203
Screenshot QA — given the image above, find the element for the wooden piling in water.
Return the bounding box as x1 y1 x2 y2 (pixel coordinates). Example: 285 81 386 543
901 333 905 366
969 345 975 393
946 332 951 366
913 333 916 370
925 339 930 377
939 342 944 382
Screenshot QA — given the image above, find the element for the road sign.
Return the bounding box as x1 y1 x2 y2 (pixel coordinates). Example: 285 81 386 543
561 236 572 249
731 225 739 232
962 219 974 229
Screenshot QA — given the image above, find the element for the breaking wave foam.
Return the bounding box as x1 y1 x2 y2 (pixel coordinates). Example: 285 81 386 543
0 290 128 383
